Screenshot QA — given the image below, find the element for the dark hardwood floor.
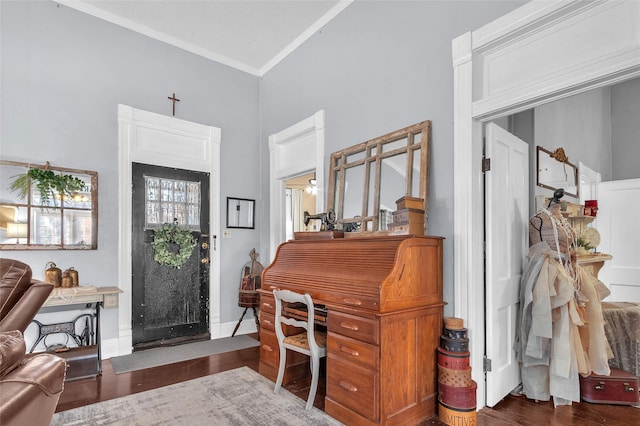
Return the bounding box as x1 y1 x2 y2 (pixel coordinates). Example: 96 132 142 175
57 335 639 425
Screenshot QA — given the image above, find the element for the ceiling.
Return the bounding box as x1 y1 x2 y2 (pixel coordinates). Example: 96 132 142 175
59 0 352 76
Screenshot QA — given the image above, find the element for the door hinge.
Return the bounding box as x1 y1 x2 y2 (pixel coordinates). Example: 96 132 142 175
484 356 492 372
482 157 491 173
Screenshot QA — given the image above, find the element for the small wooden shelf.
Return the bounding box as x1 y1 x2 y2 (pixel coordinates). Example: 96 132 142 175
577 253 612 265
567 215 595 225
577 253 612 278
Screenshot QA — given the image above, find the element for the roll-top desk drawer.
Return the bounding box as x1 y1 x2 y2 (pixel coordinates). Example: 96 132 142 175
328 311 379 345
328 332 378 371
260 296 276 314
259 329 279 369
260 311 276 332
327 355 378 421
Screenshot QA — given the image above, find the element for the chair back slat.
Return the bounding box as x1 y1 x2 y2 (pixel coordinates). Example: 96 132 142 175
272 288 327 410
273 289 322 350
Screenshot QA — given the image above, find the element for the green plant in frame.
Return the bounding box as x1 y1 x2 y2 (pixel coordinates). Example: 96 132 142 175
10 167 87 206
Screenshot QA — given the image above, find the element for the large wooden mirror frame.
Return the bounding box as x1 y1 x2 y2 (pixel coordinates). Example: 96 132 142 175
0 159 98 250
536 146 579 198
327 120 430 233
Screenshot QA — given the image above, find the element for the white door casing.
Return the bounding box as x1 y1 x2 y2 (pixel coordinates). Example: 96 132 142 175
453 0 640 408
484 123 528 407
117 105 221 356
597 179 640 303
268 110 325 262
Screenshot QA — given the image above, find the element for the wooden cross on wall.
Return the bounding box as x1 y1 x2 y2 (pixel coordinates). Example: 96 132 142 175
168 93 180 116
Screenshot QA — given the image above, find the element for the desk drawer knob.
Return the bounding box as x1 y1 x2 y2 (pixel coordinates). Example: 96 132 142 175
262 302 273 310
340 346 359 357
339 381 358 392
343 298 362 306
262 344 273 352
340 322 359 331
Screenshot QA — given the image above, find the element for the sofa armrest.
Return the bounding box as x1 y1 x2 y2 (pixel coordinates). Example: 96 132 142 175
0 353 66 426
0 330 26 377
1 353 66 396
0 281 53 333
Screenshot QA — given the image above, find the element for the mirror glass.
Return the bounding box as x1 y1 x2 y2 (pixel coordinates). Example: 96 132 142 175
379 152 407 230
343 164 365 221
327 120 431 234
0 160 98 250
536 146 579 198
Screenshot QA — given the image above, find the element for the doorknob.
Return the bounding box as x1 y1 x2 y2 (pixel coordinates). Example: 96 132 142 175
201 257 210 264
201 242 209 249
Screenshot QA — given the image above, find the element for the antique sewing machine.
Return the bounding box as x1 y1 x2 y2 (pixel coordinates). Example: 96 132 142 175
303 209 337 231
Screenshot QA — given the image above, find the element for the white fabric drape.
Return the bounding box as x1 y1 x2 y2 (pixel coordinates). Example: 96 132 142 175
291 189 305 232
515 241 613 407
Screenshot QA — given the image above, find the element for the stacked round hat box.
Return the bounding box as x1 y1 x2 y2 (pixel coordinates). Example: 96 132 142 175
437 317 477 425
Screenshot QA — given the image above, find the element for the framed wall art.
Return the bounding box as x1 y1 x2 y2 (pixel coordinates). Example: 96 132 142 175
227 197 255 229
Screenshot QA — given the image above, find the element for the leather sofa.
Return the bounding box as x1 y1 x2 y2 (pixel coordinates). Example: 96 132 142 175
0 258 55 333
0 330 66 426
0 259 66 426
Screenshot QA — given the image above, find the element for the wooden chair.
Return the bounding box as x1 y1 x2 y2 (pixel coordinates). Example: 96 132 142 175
272 289 327 410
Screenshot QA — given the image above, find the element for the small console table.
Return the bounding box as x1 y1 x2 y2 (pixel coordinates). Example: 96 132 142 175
31 286 122 381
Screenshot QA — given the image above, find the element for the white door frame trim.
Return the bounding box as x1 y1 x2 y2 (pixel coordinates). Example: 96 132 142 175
117 105 222 355
452 0 640 408
268 110 325 261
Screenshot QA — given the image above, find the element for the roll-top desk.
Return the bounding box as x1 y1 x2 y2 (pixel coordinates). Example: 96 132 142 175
258 235 444 425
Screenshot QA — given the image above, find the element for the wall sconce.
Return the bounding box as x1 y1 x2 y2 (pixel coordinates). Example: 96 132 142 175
5 222 28 243
305 175 317 195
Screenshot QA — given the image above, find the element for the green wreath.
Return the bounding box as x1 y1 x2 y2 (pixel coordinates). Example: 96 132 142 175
151 223 197 269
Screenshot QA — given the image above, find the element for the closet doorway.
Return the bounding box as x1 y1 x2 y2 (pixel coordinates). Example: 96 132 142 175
453 0 640 409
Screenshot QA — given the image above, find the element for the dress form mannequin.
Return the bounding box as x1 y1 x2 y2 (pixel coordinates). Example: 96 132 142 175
528 189 576 271
516 188 611 407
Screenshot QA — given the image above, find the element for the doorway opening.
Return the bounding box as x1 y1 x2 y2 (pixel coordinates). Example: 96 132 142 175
285 172 318 241
117 105 221 356
268 110 325 262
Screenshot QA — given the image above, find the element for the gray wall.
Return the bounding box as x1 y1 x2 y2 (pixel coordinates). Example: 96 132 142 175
260 0 526 315
527 77 640 205
611 78 640 181
1 1 261 338
535 86 613 196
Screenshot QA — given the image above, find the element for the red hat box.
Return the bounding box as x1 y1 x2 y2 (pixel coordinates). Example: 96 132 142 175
438 380 478 410
437 347 470 370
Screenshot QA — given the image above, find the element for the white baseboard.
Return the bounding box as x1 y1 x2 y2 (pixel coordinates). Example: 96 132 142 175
218 318 259 338
101 337 121 359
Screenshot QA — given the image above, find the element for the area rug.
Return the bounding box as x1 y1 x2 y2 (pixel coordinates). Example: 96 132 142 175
51 366 343 425
110 335 260 374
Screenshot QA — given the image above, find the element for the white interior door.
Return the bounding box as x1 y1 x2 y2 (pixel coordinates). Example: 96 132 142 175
485 122 528 407
596 178 640 303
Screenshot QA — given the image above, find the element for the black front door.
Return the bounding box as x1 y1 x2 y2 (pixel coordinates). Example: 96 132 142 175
131 162 210 350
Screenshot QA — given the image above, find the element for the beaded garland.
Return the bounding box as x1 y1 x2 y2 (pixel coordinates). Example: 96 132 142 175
538 206 578 282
